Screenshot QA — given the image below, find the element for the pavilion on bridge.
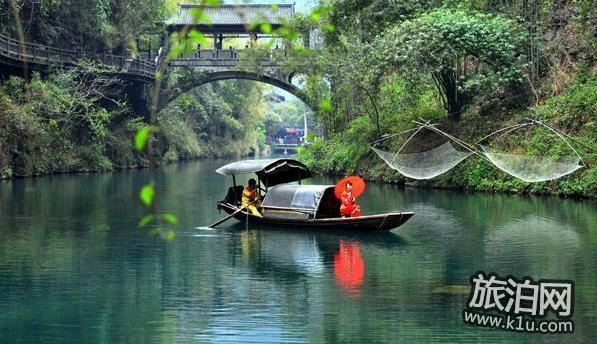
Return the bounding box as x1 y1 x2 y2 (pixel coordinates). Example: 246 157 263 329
164 3 295 50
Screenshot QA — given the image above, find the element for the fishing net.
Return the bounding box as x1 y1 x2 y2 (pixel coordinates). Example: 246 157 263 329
373 118 586 182
478 120 585 183
372 123 473 180
372 142 472 180
480 145 583 183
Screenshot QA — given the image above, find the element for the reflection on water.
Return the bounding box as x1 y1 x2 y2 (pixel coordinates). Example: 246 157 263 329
0 159 595 343
333 241 365 298
485 215 582 277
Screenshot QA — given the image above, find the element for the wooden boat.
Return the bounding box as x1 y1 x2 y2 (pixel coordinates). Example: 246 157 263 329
215 158 414 232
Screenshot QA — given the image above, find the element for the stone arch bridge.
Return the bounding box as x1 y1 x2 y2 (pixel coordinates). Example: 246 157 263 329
0 33 311 116
0 3 314 115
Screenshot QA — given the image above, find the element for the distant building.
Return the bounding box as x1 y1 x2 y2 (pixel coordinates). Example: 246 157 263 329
265 94 286 103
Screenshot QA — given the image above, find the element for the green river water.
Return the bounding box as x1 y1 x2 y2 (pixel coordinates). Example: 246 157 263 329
0 158 595 343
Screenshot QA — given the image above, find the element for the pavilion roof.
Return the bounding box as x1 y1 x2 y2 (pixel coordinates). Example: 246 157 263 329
165 3 294 32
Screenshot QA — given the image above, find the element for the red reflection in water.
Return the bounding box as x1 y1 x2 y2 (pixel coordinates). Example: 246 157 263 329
333 241 365 298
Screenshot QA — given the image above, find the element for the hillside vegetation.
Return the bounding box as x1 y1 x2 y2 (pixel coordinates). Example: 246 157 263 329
296 0 596 198
0 0 271 178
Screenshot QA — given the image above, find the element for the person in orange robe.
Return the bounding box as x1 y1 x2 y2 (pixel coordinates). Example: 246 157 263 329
340 181 361 217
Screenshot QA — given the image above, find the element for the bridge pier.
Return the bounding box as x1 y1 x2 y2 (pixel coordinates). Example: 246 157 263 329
123 80 153 120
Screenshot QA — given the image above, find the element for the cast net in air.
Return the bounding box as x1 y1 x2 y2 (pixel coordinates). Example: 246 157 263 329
371 122 473 180
477 120 585 183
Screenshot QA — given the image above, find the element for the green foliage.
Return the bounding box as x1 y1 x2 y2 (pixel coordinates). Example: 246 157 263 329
296 2 565 198
161 213 179 225
138 214 155 227
134 126 152 151
139 182 155 207
0 70 132 177
301 68 596 198
379 9 527 118
327 0 435 43
0 0 165 54
158 70 269 158
298 0 595 200
298 116 375 174
534 73 597 131
263 95 314 137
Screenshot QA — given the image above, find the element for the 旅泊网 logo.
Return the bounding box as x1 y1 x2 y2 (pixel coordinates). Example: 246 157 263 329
463 271 574 334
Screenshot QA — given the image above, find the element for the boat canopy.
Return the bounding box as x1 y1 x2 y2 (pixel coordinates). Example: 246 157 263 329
216 158 311 187
262 184 335 216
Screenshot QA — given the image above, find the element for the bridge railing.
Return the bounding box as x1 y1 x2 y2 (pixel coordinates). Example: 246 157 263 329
165 48 295 69
1 33 313 81
164 48 289 60
0 34 156 79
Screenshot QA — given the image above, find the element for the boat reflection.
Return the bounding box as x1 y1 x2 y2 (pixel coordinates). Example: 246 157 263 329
228 225 407 298
333 241 365 298
238 229 325 278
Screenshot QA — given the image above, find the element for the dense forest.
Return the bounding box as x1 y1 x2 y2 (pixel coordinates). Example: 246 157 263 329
294 0 596 198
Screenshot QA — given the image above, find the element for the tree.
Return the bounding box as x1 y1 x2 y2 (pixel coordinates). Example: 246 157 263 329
379 9 527 119
327 0 436 43
0 0 165 53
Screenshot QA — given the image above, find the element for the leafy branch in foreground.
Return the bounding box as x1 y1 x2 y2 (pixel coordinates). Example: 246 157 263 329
134 126 178 240
132 1 221 241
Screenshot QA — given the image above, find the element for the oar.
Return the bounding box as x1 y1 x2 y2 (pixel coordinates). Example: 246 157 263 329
208 200 258 228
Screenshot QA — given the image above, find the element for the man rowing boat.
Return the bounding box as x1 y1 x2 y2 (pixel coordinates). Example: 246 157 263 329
242 178 262 217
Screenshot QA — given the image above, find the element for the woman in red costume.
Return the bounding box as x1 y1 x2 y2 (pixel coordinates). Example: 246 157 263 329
340 181 361 217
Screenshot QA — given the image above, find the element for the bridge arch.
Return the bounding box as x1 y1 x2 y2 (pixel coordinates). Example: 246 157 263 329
160 70 315 112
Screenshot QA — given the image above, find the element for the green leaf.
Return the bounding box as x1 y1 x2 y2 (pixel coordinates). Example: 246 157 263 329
324 24 335 32
261 23 272 34
189 30 206 45
166 230 176 241
265 38 276 49
138 214 155 228
161 213 179 225
319 99 332 112
134 126 151 151
148 228 162 237
249 19 262 30
139 183 155 207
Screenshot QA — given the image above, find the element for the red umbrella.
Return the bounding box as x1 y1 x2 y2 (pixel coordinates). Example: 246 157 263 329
335 176 366 199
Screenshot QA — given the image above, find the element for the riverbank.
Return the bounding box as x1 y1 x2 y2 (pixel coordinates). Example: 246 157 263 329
0 72 268 180
298 133 596 199
300 150 596 199
298 76 596 199
0 130 265 180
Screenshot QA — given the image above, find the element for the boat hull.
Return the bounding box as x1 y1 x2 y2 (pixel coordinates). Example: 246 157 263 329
217 202 414 232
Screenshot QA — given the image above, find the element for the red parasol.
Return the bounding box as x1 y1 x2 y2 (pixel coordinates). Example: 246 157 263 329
335 176 366 199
